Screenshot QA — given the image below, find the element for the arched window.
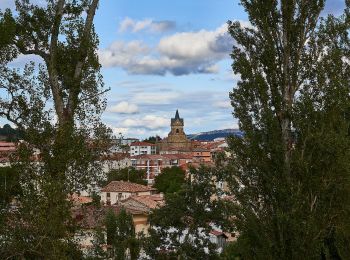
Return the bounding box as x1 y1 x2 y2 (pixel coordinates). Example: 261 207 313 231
176 128 179 133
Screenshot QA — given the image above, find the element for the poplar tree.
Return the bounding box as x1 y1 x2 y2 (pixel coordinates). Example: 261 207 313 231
104 208 140 260
0 0 111 258
227 0 350 258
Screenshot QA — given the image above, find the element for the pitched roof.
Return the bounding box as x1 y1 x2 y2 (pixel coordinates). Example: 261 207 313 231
72 205 144 229
130 141 156 147
100 153 130 161
101 181 156 193
131 153 193 161
68 193 93 205
124 195 164 209
131 154 164 160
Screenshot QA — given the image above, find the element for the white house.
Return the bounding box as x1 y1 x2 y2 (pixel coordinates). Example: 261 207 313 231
130 141 156 156
100 153 132 173
100 181 157 205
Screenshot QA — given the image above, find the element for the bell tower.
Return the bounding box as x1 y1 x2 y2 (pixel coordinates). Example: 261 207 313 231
170 109 184 135
159 109 192 152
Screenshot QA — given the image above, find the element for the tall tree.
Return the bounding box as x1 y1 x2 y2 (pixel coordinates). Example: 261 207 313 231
153 166 186 194
104 167 147 186
0 0 111 258
227 0 350 258
104 208 140 260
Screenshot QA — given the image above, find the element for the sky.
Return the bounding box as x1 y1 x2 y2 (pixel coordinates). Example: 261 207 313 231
0 0 347 139
95 0 246 139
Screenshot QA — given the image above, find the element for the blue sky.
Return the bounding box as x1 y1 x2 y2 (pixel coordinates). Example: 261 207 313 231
0 0 346 138
95 0 245 138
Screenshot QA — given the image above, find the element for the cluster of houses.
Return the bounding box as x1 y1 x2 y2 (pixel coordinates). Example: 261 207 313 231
103 110 228 183
71 180 231 254
0 110 233 255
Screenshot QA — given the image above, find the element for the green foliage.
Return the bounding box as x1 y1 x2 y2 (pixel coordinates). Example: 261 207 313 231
105 209 118 246
90 191 102 207
104 208 140 260
145 166 231 259
0 0 111 258
0 124 23 141
105 167 147 186
226 1 350 259
89 227 107 259
0 167 21 207
142 135 161 144
220 242 241 260
153 166 186 194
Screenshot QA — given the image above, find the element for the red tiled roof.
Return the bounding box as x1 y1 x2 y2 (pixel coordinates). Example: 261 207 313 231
131 154 193 161
131 154 164 160
123 195 164 209
68 194 93 205
100 153 130 161
130 141 156 147
192 148 210 152
162 154 193 160
101 181 156 192
72 205 144 229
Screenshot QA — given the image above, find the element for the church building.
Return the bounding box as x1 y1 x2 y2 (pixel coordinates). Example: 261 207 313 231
159 110 192 153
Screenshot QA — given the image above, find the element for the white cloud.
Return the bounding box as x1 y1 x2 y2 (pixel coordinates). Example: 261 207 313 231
133 91 181 105
99 23 233 76
120 115 169 130
119 17 176 33
108 101 139 114
158 24 229 60
111 127 129 136
98 40 150 68
213 100 231 109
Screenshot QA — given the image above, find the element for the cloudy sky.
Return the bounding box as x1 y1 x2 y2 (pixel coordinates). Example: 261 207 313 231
0 0 346 138
95 0 247 138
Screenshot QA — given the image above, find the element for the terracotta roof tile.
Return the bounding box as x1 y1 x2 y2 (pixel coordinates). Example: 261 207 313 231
101 181 156 192
126 195 164 209
72 205 144 229
130 141 156 147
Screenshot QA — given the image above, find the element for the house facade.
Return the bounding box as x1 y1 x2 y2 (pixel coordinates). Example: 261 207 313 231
130 141 156 156
130 154 193 183
100 181 157 205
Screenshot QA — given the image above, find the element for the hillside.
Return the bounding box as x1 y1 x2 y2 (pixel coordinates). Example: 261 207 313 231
187 129 243 141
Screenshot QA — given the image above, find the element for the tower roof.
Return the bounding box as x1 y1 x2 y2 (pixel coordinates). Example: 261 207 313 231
171 109 184 125
175 109 180 119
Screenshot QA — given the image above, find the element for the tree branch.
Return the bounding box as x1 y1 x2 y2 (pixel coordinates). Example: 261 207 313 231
67 0 99 116
47 0 65 124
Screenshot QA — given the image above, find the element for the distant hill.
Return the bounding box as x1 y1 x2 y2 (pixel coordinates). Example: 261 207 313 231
187 129 243 141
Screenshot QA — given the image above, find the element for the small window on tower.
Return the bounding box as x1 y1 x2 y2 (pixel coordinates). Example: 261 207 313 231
176 129 179 133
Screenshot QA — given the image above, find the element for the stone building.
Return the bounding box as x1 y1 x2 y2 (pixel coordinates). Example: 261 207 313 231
159 110 192 152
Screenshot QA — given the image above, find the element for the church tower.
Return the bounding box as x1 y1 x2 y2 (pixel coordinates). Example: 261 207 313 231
170 109 185 135
159 109 192 152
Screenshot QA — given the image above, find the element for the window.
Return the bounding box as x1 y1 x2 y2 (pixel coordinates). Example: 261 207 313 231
106 192 110 198
118 193 122 200
176 129 179 133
